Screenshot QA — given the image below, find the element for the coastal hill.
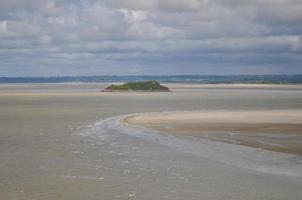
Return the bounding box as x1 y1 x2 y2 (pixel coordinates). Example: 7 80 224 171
102 80 170 92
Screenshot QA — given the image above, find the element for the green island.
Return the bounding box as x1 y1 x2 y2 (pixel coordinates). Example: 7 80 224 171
102 80 171 92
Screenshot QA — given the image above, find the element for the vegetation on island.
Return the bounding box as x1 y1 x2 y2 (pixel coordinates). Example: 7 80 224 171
102 80 171 92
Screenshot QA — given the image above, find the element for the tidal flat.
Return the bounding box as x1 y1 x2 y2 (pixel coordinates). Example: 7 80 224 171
0 83 302 200
123 110 302 155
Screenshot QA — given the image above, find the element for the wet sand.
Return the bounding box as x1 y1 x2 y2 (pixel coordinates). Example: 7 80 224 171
123 110 302 155
164 83 302 90
1 83 302 199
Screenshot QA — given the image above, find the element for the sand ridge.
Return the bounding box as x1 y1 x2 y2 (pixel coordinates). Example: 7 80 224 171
122 110 302 155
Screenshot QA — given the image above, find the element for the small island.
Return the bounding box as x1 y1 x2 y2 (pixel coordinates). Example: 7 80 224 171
102 80 171 92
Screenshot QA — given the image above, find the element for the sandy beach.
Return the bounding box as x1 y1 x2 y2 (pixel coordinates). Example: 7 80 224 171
1 83 302 199
164 83 302 90
123 110 302 155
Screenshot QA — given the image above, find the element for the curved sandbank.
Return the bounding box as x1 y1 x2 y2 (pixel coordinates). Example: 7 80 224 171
122 110 302 155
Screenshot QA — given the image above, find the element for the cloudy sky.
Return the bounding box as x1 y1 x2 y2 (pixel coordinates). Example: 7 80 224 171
0 0 302 76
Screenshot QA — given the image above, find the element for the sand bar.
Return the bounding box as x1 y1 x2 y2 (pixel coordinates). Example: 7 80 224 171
164 83 302 90
122 110 302 155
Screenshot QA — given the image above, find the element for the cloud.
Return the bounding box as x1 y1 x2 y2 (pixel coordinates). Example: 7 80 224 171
0 20 45 38
0 0 58 15
108 0 205 12
0 0 301 76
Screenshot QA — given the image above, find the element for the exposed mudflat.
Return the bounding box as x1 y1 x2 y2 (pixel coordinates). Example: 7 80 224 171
1 83 302 199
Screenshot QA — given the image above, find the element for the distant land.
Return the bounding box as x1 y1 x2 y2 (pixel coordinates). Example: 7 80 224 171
102 81 170 92
0 75 302 84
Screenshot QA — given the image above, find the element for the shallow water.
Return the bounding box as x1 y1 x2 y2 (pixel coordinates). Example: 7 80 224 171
0 83 302 199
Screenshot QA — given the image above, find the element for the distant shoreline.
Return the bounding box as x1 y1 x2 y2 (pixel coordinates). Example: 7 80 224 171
1 74 302 84
1 83 302 97
1 83 302 90
164 83 302 90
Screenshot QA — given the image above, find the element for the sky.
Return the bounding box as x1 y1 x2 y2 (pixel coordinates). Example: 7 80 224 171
0 0 302 76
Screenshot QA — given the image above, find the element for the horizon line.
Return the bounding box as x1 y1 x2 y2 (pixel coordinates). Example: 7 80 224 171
1 74 302 78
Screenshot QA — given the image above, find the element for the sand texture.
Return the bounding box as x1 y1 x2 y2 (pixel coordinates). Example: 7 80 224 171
123 110 302 155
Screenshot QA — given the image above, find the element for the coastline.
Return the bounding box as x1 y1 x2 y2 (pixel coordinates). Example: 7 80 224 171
164 83 302 90
122 110 302 155
1 83 302 96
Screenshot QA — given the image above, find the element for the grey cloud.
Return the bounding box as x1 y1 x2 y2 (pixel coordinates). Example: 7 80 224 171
108 0 204 12
0 0 301 76
0 0 58 15
0 20 45 38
